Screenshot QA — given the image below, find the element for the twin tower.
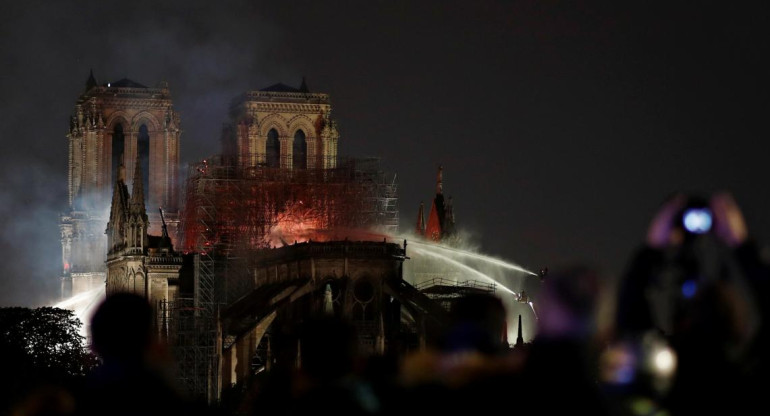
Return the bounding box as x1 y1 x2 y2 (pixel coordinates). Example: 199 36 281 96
60 72 339 297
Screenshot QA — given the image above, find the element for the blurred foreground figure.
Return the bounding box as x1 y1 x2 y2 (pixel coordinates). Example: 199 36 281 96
242 316 380 416
75 293 201 416
397 293 516 415
612 192 769 414
443 292 509 356
292 316 380 415
398 275 611 414
517 266 611 415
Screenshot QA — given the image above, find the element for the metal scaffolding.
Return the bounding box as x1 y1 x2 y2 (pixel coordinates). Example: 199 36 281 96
351 157 399 235
181 156 398 256
414 277 496 311
168 155 399 401
162 296 217 401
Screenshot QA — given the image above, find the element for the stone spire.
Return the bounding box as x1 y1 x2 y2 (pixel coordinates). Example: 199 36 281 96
128 152 149 251
130 153 146 216
415 201 425 236
299 76 308 93
426 165 446 241
444 196 455 237
425 200 441 242
85 69 97 92
106 158 130 255
515 314 524 347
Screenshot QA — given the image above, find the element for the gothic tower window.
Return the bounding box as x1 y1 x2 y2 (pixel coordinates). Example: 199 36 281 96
111 124 125 184
266 128 280 168
293 130 307 169
138 124 150 199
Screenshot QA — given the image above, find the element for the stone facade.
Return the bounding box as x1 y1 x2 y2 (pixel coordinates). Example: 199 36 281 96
58 76 408 401
61 73 181 296
225 82 339 173
218 241 412 388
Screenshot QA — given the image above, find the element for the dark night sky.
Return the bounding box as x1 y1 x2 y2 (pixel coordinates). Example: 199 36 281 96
1 1 769 306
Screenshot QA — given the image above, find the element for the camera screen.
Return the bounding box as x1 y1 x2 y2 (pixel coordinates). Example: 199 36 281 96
682 208 712 234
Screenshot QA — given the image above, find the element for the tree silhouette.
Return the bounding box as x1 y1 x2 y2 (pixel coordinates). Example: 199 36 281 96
0 306 98 412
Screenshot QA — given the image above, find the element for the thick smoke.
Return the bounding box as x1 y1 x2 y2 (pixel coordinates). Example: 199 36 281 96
0 163 67 306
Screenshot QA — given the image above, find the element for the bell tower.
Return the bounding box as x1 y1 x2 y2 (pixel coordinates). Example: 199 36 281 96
225 79 339 174
60 71 182 298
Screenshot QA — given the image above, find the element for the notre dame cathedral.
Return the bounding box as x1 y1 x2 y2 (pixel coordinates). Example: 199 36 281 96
59 71 479 402
60 72 345 306
62 71 341 311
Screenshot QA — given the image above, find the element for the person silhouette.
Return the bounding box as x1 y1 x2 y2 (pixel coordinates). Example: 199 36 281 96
519 266 612 415
75 293 202 416
613 192 768 414
290 316 380 415
398 293 519 415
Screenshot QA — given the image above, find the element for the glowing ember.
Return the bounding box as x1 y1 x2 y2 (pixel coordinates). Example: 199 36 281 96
267 202 323 246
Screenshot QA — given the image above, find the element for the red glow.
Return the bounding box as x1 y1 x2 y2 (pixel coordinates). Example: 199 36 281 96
181 163 395 255
267 202 322 246
63 262 70 271
425 200 441 241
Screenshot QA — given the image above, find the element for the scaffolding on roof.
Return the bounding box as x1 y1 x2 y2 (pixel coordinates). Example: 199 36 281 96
167 155 399 401
180 155 399 259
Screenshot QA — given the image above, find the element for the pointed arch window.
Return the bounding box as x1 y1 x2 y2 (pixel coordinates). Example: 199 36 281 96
137 125 150 199
111 124 125 184
293 130 307 169
266 128 280 168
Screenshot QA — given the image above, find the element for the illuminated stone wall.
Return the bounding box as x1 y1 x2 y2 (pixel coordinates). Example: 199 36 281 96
61 76 182 294
227 85 339 172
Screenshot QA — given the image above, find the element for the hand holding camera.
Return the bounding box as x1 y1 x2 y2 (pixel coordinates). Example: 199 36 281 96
646 192 748 250
709 192 748 248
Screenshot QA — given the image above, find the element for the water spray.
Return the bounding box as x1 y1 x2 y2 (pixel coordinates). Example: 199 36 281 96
401 237 539 277
528 301 538 320
53 286 105 338
53 286 102 309
411 246 519 296
406 237 543 333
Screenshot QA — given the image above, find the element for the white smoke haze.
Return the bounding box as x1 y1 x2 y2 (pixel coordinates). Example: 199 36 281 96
0 161 68 307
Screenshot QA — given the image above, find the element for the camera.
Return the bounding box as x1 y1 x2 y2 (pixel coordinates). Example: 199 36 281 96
682 207 712 234
679 197 712 235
